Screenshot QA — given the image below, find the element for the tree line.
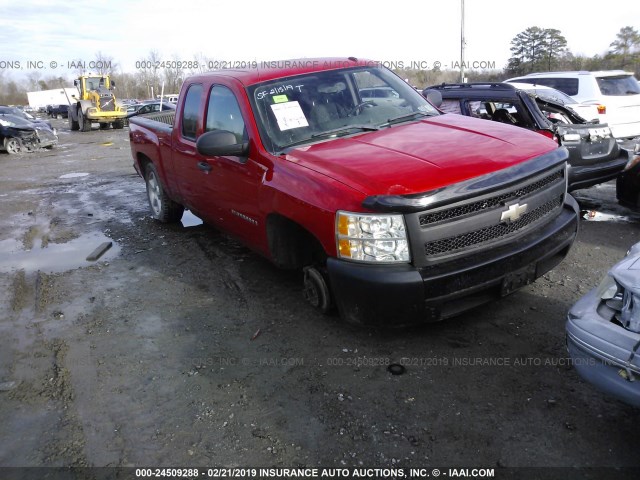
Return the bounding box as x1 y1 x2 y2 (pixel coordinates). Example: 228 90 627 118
1 26 638 106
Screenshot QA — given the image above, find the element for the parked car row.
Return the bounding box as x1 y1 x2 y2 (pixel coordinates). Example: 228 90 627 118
126 100 176 119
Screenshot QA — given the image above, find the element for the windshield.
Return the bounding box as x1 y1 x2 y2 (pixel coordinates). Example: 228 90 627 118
523 87 576 105
248 66 438 153
0 114 34 128
596 75 640 96
85 76 106 91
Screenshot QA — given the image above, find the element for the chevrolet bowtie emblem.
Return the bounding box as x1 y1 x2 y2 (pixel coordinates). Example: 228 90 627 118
501 203 528 223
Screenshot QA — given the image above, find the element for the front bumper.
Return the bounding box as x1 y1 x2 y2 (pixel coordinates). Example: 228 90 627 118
328 196 579 326
86 109 127 122
566 288 640 407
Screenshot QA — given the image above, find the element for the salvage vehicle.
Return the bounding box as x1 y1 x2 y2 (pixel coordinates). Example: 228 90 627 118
129 57 580 326
0 105 55 133
68 74 127 131
505 70 640 141
506 82 601 123
566 242 640 407
424 83 630 191
0 114 58 154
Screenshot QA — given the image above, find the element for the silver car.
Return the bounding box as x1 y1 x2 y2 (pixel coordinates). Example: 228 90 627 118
566 242 640 407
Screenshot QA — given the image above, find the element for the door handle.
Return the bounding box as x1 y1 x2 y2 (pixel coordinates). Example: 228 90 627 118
197 161 212 172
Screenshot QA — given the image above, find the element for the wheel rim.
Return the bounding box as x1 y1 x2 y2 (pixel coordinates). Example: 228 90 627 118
303 278 321 307
5 138 21 154
147 171 162 216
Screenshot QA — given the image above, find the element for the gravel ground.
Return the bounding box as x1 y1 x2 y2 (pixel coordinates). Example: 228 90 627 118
1 118 639 477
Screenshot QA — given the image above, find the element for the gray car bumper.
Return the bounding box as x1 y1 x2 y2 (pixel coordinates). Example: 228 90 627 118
566 287 640 407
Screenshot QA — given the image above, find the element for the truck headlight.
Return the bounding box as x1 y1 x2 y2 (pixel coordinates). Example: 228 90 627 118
336 211 410 263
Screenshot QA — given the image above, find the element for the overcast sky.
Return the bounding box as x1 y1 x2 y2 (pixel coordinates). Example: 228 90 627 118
0 0 638 80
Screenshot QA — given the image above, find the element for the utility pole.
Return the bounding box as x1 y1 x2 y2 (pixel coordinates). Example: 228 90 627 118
460 0 466 83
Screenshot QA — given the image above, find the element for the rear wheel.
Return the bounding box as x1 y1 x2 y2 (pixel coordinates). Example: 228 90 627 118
4 137 23 154
145 163 184 223
113 119 124 129
79 110 91 132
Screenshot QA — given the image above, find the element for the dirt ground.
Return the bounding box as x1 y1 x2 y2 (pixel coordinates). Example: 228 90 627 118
1 117 640 475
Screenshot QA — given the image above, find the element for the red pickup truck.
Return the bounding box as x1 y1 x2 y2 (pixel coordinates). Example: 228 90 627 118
129 57 579 326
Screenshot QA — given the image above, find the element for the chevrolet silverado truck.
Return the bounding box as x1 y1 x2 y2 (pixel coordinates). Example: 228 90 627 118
129 58 580 326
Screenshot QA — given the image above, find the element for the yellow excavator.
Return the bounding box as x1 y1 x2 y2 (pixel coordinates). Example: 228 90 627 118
68 75 127 131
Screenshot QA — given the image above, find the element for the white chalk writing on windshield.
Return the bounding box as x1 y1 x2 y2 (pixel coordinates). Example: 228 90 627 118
256 84 304 100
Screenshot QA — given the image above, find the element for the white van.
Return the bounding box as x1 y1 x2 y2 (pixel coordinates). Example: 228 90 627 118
505 71 640 139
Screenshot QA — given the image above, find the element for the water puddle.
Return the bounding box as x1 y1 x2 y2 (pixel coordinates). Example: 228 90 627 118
59 172 89 179
0 231 120 273
181 210 204 228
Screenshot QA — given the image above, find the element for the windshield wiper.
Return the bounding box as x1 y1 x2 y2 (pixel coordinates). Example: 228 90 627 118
275 125 379 154
311 125 379 138
379 111 431 128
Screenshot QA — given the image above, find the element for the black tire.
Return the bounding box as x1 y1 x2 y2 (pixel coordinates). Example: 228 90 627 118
303 266 333 314
69 111 79 131
145 163 184 223
79 109 91 132
99 123 109 130
113 119 124 129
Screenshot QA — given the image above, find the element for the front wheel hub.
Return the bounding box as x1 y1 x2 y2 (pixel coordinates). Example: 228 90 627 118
303 267 332 313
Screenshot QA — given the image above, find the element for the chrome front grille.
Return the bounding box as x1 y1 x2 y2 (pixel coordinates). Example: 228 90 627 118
402 159 568 266
419 169 564 226
424 195 563 256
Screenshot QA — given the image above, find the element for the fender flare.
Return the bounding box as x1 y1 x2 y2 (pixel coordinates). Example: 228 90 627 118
70 100 94 121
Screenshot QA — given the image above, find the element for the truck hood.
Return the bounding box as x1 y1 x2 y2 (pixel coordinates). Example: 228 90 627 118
284 114 560 196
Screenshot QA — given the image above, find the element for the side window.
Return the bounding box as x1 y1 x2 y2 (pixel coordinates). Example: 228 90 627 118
439 99 462 114
205 85 246 143
532 78 579 96
182 84 203 140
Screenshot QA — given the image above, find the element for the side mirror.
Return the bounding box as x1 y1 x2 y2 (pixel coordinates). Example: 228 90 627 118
196 130 249 158
111 81 116 87
423 89 443 108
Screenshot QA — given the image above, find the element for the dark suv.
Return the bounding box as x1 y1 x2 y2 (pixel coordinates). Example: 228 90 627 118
49 104 70 118
424 83 630 191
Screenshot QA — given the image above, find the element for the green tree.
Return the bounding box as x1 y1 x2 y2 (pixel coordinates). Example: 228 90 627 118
608 26 640 71
507 27 568 75
544 29 568 70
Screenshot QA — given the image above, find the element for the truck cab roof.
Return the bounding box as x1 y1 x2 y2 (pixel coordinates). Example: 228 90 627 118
188 57 374 86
